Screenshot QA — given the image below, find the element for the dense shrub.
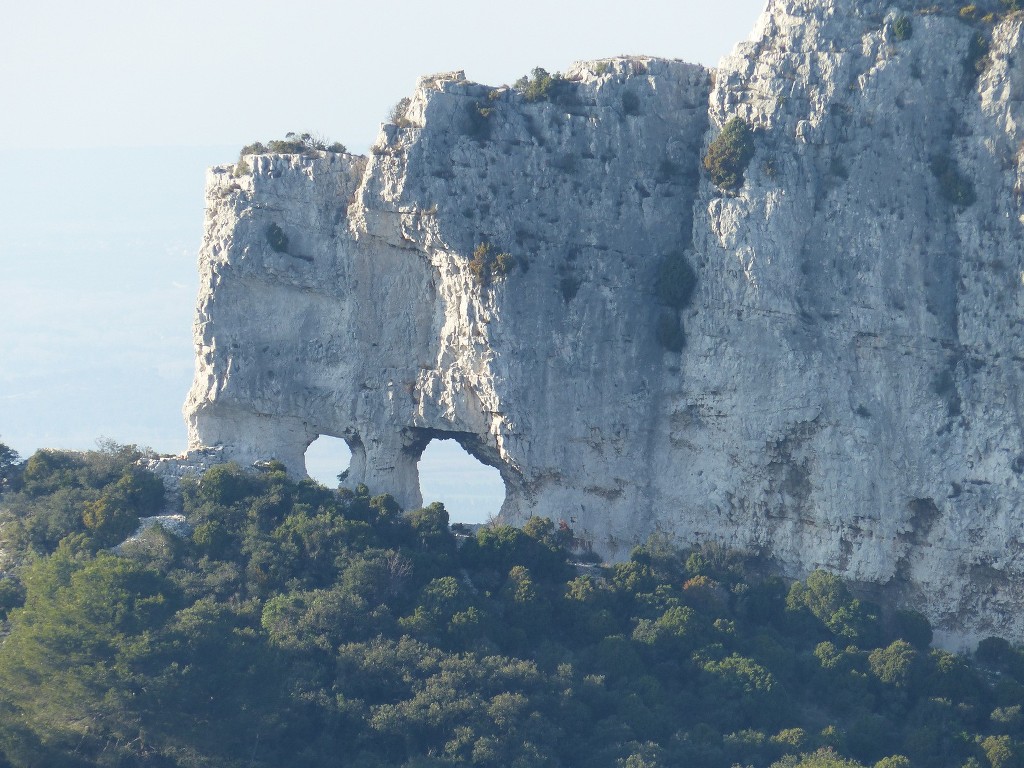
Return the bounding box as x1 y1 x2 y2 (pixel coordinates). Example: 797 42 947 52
239 132 347 161
80 467 164 547
514 67 564 102
957 1 1019 21
0 439 19 492
704 117 756 191
787 569 881 644
1 443 156 555
468 242 515 287
238 141 268 156
892 16 913 41
390 96 412 126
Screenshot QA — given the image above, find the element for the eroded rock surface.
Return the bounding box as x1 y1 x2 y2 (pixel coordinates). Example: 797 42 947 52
177 0 1024 646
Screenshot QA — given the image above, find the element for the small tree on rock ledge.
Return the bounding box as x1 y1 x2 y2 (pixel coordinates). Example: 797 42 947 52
704 117 756 191
468 243 515 287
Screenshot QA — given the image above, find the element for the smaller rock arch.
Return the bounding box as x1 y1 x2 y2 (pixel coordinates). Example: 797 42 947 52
303 434 352 486
338 426 525 517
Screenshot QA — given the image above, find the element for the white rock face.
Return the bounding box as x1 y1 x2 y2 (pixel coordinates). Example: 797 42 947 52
177 1 1024 647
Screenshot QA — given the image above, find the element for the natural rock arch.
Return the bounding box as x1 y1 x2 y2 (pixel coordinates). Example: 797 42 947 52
170 7 1024 646
303 434 352 487
341 426 525 517
417 436 506 524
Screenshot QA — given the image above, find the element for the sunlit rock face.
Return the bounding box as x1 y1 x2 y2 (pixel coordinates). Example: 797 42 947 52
181 0 1024 647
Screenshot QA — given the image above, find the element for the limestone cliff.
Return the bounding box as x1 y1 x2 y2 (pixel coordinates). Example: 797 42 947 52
178 0 1024 647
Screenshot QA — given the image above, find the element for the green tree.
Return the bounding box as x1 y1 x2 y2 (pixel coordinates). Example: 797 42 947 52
0 547 171 763
618 741 667 768
153 597 290 763
514 67 563 102
4 448 163 554
81 467 163 547
874 757 911 768
0 448 1017 767
632 605 698 656
0 439 20 491
197 460 264 507
977 636 1014 669
461 524 569 585
262 585 368 651
980 735 1023 768
788 570 880 643
772 748 868 768
868 640 919 687
992 705 1024 734
892 16 912 41
408 502 455 554
401 575 476 642
700 652 787 728
704 117 756 190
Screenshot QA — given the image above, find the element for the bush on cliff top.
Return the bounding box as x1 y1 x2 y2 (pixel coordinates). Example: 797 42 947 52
238 132 347 161
390 97 412 127
514 67 567 103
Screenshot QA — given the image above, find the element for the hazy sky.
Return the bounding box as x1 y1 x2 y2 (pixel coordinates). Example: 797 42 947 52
1 0 766 151
0 0 767 521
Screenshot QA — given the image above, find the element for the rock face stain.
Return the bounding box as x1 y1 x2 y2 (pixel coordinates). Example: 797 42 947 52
177 2 1024 647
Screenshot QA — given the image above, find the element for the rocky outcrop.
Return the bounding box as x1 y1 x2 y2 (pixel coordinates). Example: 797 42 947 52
177 0 1024 647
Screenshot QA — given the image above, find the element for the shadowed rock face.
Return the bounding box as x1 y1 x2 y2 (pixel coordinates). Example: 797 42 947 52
180 1 1024 647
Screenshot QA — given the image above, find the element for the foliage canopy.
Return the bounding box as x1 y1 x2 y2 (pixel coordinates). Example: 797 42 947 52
0 449 1021 767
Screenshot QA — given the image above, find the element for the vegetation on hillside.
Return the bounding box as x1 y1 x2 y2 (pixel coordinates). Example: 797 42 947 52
239 131 348 157
0 442 1022 767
